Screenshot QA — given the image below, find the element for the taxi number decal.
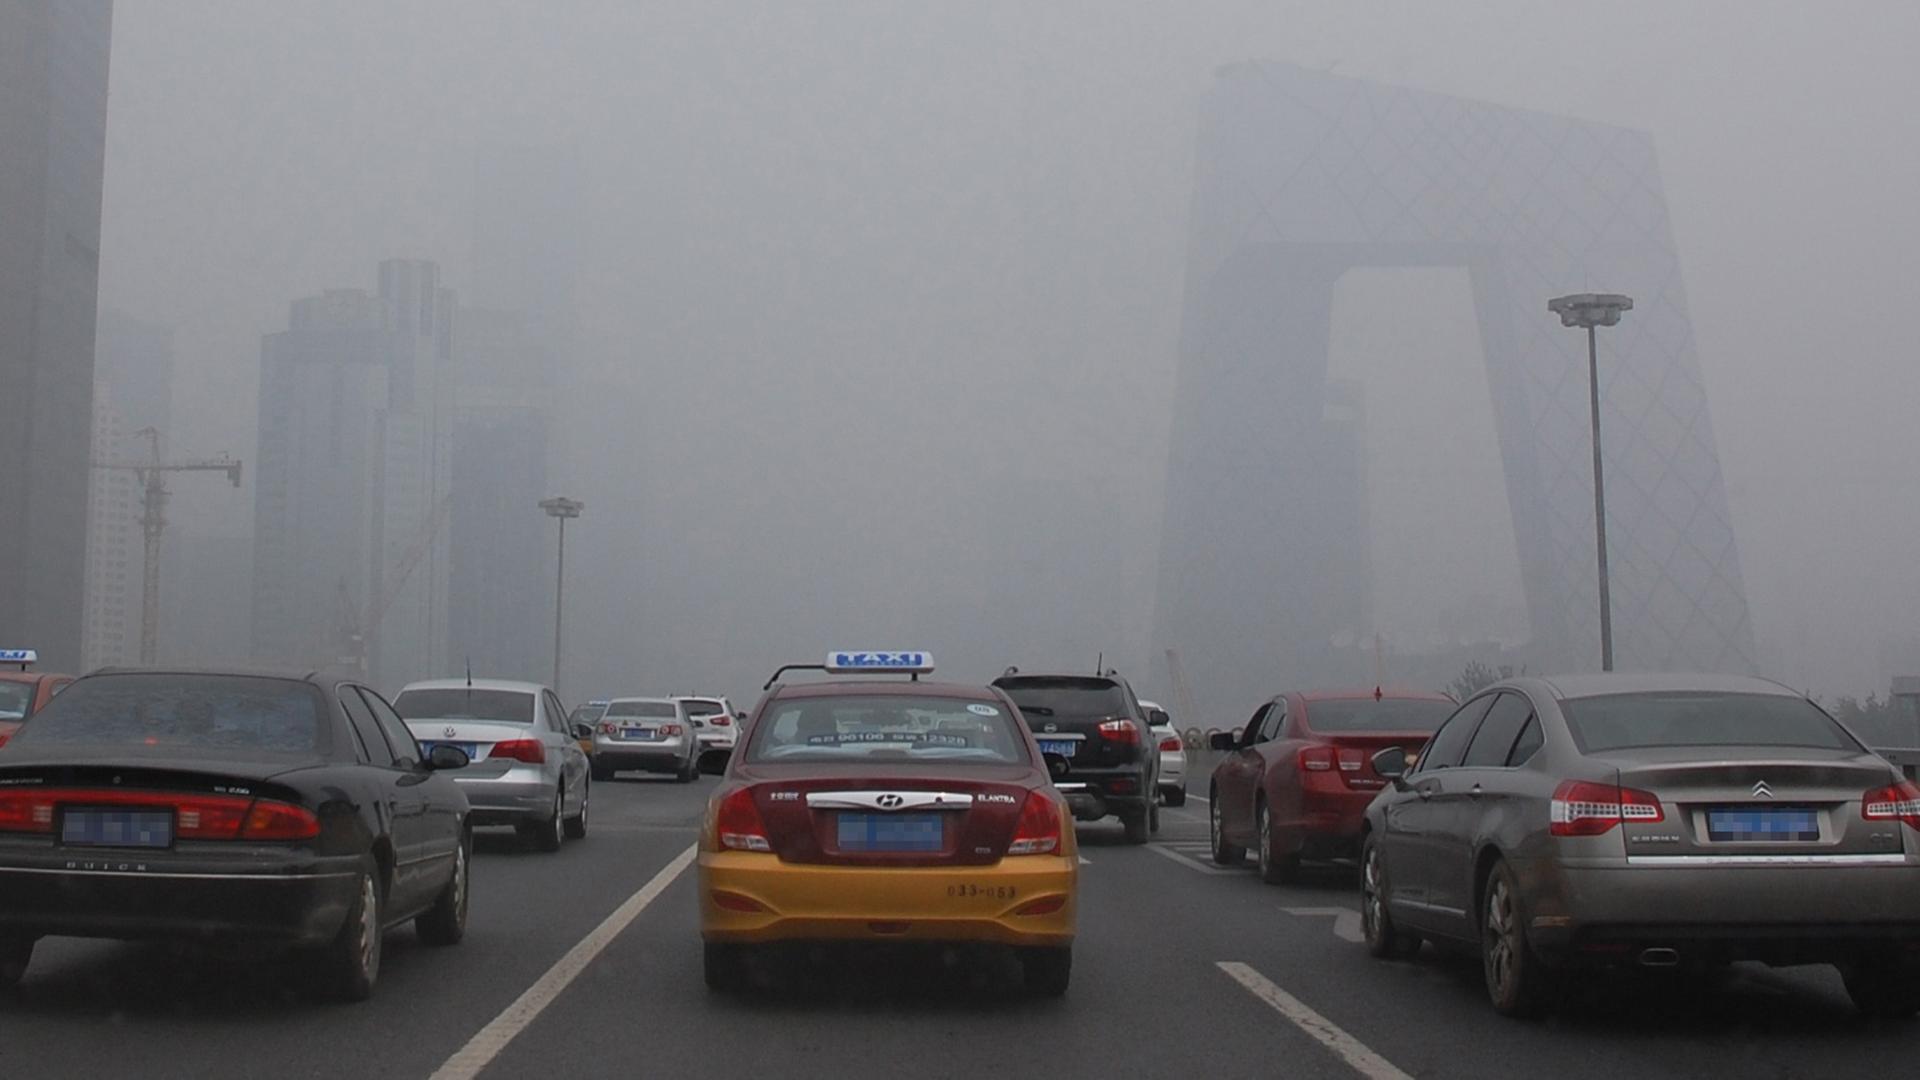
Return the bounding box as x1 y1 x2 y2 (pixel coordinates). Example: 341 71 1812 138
946 884 1017 901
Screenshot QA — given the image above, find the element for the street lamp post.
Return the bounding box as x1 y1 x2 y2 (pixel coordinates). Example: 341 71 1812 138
1548 293 1633 672
539 496 585 692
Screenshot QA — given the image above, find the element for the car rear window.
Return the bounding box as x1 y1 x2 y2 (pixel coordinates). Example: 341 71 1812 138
606 700 677 719
679 698 725 716
1559 692 1859 753
569 703 607 726
747 695 1029 764
1303 699 1456 734
994 677 1128 725
8 674 326 755
0 681 30 720
393 688 535 724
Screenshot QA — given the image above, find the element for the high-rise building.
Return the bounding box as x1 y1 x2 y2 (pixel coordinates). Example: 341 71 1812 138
250 261 455 689
81 310 175 669
0 1 115 670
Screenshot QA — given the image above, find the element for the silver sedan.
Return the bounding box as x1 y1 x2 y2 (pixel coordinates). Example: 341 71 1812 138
1360 672 1920 1018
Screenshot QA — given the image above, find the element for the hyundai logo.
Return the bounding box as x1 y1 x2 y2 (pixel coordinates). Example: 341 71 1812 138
1752 780 1774 800
876 793 905 809
444 726 458 739
1043 723 1058 733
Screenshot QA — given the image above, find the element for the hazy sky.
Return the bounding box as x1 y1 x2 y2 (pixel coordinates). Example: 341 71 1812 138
97 1 1920 706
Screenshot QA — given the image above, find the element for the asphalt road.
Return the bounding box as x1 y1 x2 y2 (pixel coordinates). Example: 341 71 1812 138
6 776 1920 1079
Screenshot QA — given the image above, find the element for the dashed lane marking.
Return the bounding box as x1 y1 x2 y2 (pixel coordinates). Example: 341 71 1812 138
1146 842 1235 876
429 843 698 1080
1281 906 1365 943
1217 961 1414 1080
1078 855 1092 865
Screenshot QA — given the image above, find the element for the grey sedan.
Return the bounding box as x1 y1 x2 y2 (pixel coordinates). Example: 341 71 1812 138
1359 672 1920 1018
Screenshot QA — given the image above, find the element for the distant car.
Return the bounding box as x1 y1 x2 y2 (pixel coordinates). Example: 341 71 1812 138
1361 673 1920 1019
591 697 700 783
1208 689 1455 882
994 671 1159 843
0 669 473 1001
674 694 740 753
1141 700 1187 806
701 651 1077 996
393 678 591 851
0 661 74 749
568 700 609 758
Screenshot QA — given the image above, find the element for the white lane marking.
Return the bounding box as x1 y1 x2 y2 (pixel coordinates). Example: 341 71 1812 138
1146 842 1234 876
430 843 698 1080
1282 906 1364 943
1078 855 1092 865
1217 961 1413 1080
1185 792 1209 804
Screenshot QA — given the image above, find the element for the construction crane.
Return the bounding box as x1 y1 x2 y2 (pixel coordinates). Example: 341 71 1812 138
92 428 242 664
335 489 454 680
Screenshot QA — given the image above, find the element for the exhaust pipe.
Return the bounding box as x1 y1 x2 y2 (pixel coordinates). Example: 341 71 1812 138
1637 947 1680 968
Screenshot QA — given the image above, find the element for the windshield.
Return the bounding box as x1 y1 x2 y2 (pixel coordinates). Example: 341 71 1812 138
6 674 326 755
679 698 726 716
995 678 1128 724
569 703 607 726
393 688 535 724
1303 699 1456 734
606 700 677 719
747 695 1029 764
0 681 30 720
1560 692 1860 753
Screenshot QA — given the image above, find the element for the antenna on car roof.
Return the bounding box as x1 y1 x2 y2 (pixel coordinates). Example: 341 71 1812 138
1096 652 1103 675
464 656 473 710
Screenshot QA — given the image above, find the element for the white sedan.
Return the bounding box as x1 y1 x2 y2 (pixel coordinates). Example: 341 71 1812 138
1141 699 1188 806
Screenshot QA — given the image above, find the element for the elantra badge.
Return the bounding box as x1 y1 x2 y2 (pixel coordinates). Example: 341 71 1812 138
1752 780 1774 799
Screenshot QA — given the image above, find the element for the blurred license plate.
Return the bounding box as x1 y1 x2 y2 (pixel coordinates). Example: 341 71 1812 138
62 808 173 848
838 812 944 853
1037 739 1078 758
419 741 477 758
1708 807 1820 842
621 727 660 741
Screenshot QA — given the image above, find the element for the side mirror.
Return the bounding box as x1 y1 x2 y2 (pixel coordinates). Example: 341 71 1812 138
428 744 471 771
697 747 732 776
1371 746 1409 784
571 722 594 740
1209 731 1238 752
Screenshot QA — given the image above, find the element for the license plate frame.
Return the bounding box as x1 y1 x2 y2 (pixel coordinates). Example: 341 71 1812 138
1707 806 1821 842
1037 739 1079 759
836 812 946 853
61 807 175 849
620 726 660 742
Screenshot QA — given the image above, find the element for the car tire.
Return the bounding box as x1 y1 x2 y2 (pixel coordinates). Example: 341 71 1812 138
1161 786 1186 808
590 758 614 783
1019 946 1072 997
519 789 565 853
416 831 471 946
677 756 699 784
1121 808 1150 845
1209 791 1244 866
1256 800 1301 885
1843 955 1920 1019
314 861 382 1002
1481 859 1554 1019
704 943 748 993
1360 836 1421 959
1148 796 1160 835
564 778 590 840
0 934 34 989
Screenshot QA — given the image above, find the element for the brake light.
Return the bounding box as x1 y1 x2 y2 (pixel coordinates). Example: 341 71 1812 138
716 788 772 852
1007 791 1062 855
1550 780 1664 836
710 714 732 726
600 721 617 735
662 724 684 737
241 800 323 840
0 788 319 840
1158 736 1183 752
0 789 54 832
1337 748 1364 772
1096 719 1139 745
1298 745 1335 772
490 738 546 764
1863 780 1920 829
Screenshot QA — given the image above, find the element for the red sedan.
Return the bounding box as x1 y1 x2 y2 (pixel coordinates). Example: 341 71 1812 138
0 670 74 749
1207 689 1454 882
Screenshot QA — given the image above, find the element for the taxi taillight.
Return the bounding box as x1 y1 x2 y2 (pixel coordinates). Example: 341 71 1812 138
1007 791 1062 856
716 788 772 852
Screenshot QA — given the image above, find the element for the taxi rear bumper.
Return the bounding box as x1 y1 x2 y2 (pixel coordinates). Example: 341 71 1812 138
699 850 1076 947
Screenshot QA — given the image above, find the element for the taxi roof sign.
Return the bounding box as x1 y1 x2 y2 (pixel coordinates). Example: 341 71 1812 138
1 649 37 669
825 651 934 674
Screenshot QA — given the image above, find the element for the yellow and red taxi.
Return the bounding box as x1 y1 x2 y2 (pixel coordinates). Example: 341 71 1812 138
0 650 73 750
697 651 1078 995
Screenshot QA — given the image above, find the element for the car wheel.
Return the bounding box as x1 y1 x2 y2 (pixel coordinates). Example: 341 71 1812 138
1361 836 1421 959
704 943 748 993
520 789 564 853
1482 859 1554 1018
1121 808 1150 844
1256 800 1301 884
0 935 34 989
1161 786 1186 808
564 778 590 839
590 758 614 783
677 755 699 784
1209 791 1244 866
314 861 382 1002
1843 955 1920 1019
1019 946 1072 997
416 831 471 946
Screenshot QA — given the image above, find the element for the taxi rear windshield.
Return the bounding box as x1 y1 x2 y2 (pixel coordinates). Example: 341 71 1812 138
8 674 326 755
748 696 1029 764
1560 692 1859 753
607 700 677 719
1304 699 1456 733
0 681 31 719
393 688 535 724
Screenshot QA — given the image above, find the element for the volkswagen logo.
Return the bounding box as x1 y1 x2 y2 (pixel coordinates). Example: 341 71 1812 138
444 726 458 739
875 793 905 809
1043 723 1058 733
1752 780 1774 799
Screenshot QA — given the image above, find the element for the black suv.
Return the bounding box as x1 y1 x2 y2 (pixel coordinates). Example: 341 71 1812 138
992 670 1158 844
